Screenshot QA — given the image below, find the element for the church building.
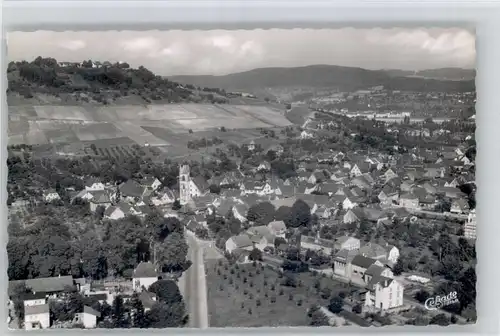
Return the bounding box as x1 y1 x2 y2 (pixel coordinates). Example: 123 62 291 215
179 164 210 204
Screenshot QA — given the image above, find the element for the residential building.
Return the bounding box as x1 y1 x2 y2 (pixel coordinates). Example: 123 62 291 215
225 234 254 254
333 249 357 277
118 180 146 203
267 220 287 237
43 189 60 202
24 304 50 330
364 277 404 311
9 275 76 299
350 255 382 281
464 209 476 240
399 193 419 209
73 306 101 328
132 262 158 292
450 198 470 214
85 178 105 191
89 190 112 212
334 236 361 251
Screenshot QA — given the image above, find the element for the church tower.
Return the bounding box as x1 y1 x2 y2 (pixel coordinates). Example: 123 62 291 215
179 164 191 204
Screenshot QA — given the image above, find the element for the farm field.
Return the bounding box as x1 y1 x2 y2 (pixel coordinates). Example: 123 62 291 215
8 103 291 146
205 259 353 328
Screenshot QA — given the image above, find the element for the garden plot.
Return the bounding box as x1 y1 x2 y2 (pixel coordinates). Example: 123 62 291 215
176 116 269 131
8 105 38 118
24 130 50 145
114 121 169 146
206 261 323 328
233 105 293 127
104 105 149 121
140 126 192 146
74 122 123 141
84 137 136 148
45 129 80 144
8 134 26 146
182 104 235 119
93 106 122 122
34 105 90 120
146 104 198 120
35 120 80 131
8 116 30 135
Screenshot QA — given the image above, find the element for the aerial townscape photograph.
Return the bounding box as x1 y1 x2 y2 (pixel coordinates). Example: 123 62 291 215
6 27 476 329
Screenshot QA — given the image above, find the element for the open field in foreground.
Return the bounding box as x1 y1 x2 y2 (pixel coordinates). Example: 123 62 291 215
8 103 291 146
205 259 354 328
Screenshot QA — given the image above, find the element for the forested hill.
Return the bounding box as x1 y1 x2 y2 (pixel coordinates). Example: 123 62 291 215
7 57 229 105
169 65 475 93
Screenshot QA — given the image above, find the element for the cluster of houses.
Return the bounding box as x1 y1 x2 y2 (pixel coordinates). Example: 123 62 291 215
46 176 179 220
8 262 162 330
178 142 475 235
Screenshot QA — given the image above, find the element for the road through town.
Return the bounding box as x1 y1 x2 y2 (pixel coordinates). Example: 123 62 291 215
182 233 209 329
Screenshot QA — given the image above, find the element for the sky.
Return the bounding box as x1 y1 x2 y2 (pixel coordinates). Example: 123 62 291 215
7 28 476 76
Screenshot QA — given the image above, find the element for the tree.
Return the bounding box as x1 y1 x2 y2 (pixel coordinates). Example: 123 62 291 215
429 313 450 326
285 199 311 228
414 289 430 303
111 295 129 328
247 202 275 225
274 236 287 249
249 248 263 261
172 199 181 210
328 295 344 314
145 302 187 328
209 184 221 194
274 206 291 221
195 227 209 239
148 280 183 304
352 303 363 314
392 257 405 276
309 309 330 326
157 232 188 272
131 293 147 328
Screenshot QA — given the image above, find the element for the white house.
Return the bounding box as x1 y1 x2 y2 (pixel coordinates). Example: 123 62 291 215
342 197 358 210
225 234 253 254
24 304 50 330
132 262 159 292
103 205 127 220
364 277 404 311
85 178 105 191
386 245 400 263
73 189 94 202
44 190 61 202
300 130 315 139
267 220 287 237
398 193 420 210
152 188 177 206
464 209 476 240
73 306 101 328
335 236 361 251
143 177 162 191
257 161 271 172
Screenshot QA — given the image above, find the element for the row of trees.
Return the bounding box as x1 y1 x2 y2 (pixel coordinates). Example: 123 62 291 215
8 56 228 104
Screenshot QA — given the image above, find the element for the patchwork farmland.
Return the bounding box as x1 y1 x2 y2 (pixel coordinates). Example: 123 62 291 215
8 103 292 157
